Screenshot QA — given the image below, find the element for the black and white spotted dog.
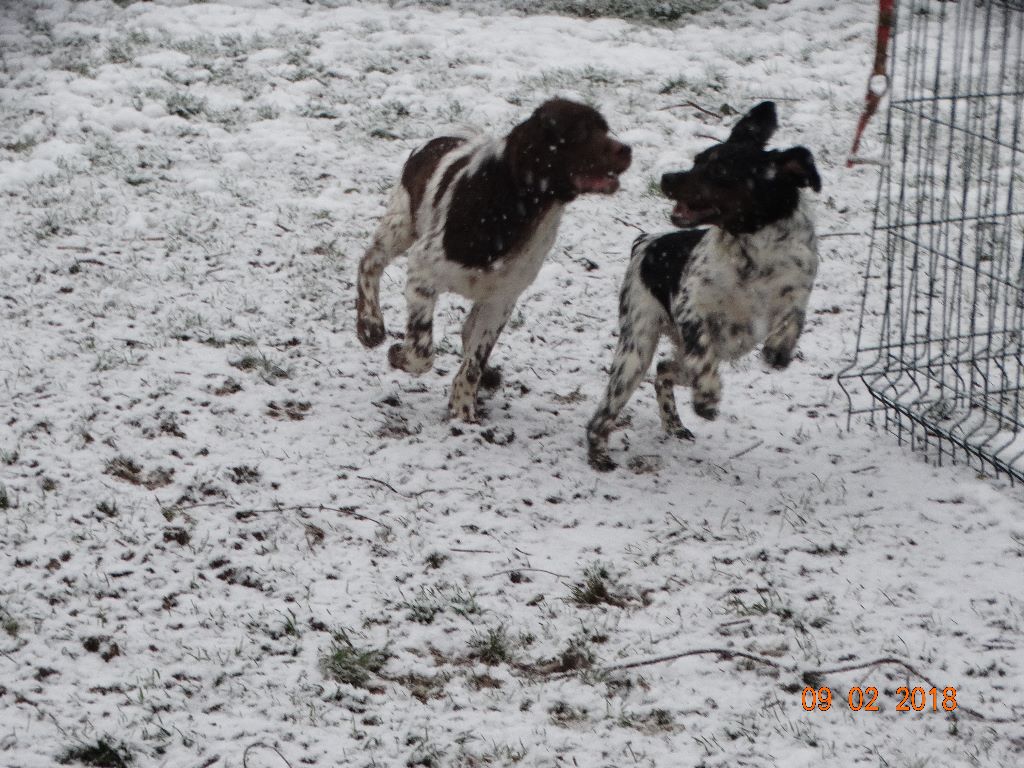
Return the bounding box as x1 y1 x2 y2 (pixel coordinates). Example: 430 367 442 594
357 99 631 422
586 101 821 471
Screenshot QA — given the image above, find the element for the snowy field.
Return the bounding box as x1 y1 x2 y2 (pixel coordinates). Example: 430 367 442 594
1 1 1022 766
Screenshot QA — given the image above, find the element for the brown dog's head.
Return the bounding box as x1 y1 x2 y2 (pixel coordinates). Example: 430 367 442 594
660 101 820 234
505 99 631 201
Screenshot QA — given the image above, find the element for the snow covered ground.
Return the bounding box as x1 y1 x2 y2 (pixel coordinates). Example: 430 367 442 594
1 1 1022 766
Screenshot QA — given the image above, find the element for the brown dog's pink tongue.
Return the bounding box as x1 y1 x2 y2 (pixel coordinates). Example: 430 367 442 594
574 175 620 194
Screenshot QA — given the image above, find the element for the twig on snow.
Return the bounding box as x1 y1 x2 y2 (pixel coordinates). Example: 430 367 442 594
658 100 722 119
598 647 782 675
613 215 645 232
243 742 293 768
157 497 389 529
243 505 389 529
846 156 890 167
357 474 427 499
818 231 866 239
157 500 224 513
484 567 570 580
729 439 763 460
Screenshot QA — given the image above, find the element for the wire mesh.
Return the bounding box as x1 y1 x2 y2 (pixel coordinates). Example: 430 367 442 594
840 0 1024 482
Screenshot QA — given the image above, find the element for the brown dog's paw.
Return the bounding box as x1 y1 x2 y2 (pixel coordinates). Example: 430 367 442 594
357 316 386 348
388 343 433 374
448 401 480 424
387 343 411 371
479 365 502 390
588 448 617 472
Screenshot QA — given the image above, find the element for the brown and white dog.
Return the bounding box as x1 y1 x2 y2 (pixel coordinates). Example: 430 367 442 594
356 99 631 422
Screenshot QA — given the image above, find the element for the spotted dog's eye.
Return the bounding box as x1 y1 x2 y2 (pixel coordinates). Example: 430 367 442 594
693 148 716 166
708 164 732 182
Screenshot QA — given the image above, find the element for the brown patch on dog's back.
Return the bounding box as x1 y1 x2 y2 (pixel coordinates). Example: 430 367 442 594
442 154 553 269
434 154 471 208
401 136 467 228
440 100 630 269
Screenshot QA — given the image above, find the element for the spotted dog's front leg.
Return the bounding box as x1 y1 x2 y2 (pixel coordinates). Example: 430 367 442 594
449 297 517 422
654 359 695 440
388 251 438 375
675 316 721 421
762 305 806 370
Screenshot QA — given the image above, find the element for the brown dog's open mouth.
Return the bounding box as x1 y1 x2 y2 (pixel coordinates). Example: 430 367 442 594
572 173 621 194
670 200 718 227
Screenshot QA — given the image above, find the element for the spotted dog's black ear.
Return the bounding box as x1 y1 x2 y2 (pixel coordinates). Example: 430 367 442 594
777 146 821 192
726 101 778 147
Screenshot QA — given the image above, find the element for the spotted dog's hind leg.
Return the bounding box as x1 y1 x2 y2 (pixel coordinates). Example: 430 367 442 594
356 187 415 348
686 356 721 422
672 312 722 422
762 304 807 370
388 245 437 375
449 296 517 422
586 316 660 472
654 359 694 440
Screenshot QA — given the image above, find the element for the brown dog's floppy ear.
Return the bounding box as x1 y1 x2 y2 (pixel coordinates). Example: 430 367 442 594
777 146 821 192
727 101 777 147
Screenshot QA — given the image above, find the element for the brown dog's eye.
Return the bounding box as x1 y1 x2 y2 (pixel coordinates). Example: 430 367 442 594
568 125 591 144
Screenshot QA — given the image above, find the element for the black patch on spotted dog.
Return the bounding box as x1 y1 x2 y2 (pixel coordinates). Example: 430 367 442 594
638 229 707 315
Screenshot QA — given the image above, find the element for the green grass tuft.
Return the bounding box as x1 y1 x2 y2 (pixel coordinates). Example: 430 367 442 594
467 625 516 666
320 631 390 688
568 564 628 608
58 739 133 767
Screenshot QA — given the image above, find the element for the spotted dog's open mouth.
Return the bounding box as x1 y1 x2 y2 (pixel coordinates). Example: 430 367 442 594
572 173 622 194
670 200 718 228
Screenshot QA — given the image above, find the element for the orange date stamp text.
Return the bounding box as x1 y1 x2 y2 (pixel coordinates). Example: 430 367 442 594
801 686 958 712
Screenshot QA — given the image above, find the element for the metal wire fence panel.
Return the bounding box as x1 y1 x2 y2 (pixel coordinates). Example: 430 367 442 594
840 0 1024 482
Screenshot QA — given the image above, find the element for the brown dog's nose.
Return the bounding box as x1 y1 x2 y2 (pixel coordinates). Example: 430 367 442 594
616 142 632 166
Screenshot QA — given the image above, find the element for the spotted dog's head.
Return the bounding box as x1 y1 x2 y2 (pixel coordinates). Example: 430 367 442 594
505 99 632 201
660 101 821 235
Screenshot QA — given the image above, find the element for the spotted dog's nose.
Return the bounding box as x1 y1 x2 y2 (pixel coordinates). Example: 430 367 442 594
660 171 688 198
